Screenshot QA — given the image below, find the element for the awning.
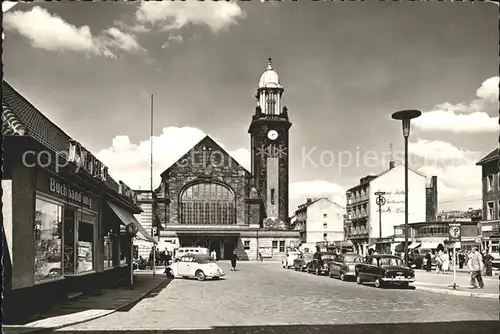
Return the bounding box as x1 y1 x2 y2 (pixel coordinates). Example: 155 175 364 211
176 231 241 236
107 201 156 243
420 242 440 249
409 242 421 250
395 242 411 253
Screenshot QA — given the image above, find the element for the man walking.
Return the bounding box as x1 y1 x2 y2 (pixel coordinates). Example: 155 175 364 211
468 247 484 289
483 250 494 276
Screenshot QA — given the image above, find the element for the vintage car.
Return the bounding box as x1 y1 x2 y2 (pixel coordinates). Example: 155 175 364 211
355 254 415 288
282 251 301 269
293 253 314 271
327 253 363 281
307 252 337 275
164 254 225 281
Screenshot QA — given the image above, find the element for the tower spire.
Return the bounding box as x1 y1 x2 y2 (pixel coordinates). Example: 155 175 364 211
267 57 273 70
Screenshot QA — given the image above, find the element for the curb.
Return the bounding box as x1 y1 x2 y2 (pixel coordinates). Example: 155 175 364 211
6 277 169 333
415 285 500 299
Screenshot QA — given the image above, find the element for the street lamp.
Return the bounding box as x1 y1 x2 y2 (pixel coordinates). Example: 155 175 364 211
391 109 421 266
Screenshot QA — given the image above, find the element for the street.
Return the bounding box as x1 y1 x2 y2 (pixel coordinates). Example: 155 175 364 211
55 261 500 333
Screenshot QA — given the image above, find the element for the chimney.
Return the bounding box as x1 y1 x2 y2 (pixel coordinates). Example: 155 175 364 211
306 198 312 203
389 143 395 169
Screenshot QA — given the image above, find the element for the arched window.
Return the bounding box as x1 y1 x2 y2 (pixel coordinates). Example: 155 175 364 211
180 182 235 225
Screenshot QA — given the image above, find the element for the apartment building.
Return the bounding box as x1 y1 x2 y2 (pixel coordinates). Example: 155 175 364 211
291 198 345 253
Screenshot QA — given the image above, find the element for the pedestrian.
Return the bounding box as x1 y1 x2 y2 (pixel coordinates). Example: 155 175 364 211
211 250 217 261
483 250 494 276
441 251 450 274
230 250 239 271
468 247 484 289
435 251 442 274
425 252 432 272
458 252 465 269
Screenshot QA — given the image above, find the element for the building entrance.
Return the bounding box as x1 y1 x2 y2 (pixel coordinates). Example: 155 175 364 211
178 235 238 260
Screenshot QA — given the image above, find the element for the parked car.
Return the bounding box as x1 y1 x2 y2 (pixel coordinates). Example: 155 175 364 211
328 253 363 281
307 252 337 275
164 254 225 281
282 251 301 269
294 253 314 271
355 254 415 289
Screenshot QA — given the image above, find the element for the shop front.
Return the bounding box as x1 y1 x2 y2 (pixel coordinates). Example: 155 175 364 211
1 135 150 323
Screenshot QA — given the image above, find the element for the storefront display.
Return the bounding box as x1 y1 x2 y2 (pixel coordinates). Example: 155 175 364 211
34 198 63 282
77 215 96 273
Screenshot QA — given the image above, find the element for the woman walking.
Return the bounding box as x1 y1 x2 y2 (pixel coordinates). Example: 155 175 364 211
231 250 239 271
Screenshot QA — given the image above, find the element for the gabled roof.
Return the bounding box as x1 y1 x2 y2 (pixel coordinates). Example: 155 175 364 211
294 197 344 214
346 163 426 192
2 80 121 191
476 149 498 166
160 135 251 177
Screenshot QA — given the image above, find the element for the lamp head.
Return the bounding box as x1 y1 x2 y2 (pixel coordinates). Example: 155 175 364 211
391 110 422 138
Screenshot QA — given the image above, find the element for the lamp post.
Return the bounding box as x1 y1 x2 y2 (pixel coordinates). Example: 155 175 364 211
391 109 421 266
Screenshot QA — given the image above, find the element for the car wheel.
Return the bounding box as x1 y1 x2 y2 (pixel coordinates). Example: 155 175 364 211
340 273 345 281
356 275 363 285
374 278 384 288
195 270 206 281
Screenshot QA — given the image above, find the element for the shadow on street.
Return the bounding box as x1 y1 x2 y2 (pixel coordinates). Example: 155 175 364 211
12 320 499 334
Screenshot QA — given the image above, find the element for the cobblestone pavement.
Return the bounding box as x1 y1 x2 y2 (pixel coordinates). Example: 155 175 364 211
58 261 500 332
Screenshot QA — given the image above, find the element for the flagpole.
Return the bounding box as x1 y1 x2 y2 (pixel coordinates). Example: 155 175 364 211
150 94 156 277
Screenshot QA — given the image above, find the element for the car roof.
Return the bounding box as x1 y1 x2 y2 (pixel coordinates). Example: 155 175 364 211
372 254 400 259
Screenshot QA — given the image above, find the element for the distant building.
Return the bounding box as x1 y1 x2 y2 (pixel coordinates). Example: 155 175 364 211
476 149 500 258
345 162 427 255
426 176 438 221
291 198 345 252
133 190 160 259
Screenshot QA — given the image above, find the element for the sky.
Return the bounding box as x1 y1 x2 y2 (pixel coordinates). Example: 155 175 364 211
3 1 499 215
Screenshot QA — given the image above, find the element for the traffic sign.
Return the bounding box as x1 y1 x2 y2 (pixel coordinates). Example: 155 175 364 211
375 196 386 206
448 223 461 242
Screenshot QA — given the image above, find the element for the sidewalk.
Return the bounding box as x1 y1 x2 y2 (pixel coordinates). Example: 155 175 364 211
2 274 169 334
414 270 499 299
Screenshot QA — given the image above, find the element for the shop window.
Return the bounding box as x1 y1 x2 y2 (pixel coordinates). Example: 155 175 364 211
243 240 250 250
77 216 95 273
279 241 285 252
119 233 128 264
34 197 63 282
272 240 278 250
104 236 113 268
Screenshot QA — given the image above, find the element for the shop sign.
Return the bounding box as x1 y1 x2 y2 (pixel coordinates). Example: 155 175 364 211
49 177 92 208
68 140 108 181
119 181 137 204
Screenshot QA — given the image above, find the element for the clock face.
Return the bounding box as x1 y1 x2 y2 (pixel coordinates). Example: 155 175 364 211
267 130 278 140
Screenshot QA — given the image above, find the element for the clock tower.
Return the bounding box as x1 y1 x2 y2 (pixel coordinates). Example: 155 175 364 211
248 58 292 226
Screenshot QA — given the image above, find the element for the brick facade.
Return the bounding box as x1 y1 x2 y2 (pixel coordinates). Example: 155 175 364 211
157 136 252 226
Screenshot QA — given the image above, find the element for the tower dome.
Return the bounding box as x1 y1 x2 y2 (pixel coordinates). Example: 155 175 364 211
258 57 282 89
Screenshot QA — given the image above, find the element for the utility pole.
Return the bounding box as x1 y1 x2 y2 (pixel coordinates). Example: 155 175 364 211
375 191 386 253
150 94 156 277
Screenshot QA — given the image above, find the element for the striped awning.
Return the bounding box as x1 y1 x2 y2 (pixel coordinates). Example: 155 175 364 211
107 201 155 243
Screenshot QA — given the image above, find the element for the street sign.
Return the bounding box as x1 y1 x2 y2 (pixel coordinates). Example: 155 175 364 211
375 196 386 206
448 223 461 242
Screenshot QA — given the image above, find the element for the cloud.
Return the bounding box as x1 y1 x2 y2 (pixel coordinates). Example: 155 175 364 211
4 6 143 58
96 126 346 215
413 76 499 133
408 140 484 210
135 2 245 33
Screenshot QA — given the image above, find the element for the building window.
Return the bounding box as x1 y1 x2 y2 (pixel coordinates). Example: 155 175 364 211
270 188 275 205
323 223 328 229
487 202 495 220
323 233 328 241
244 240 250 250
487 175 494 191
272 240 278 250
180 182 235 225
279 241 285 252
77 212 96 273
323 213 327 218
34 197 63 282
